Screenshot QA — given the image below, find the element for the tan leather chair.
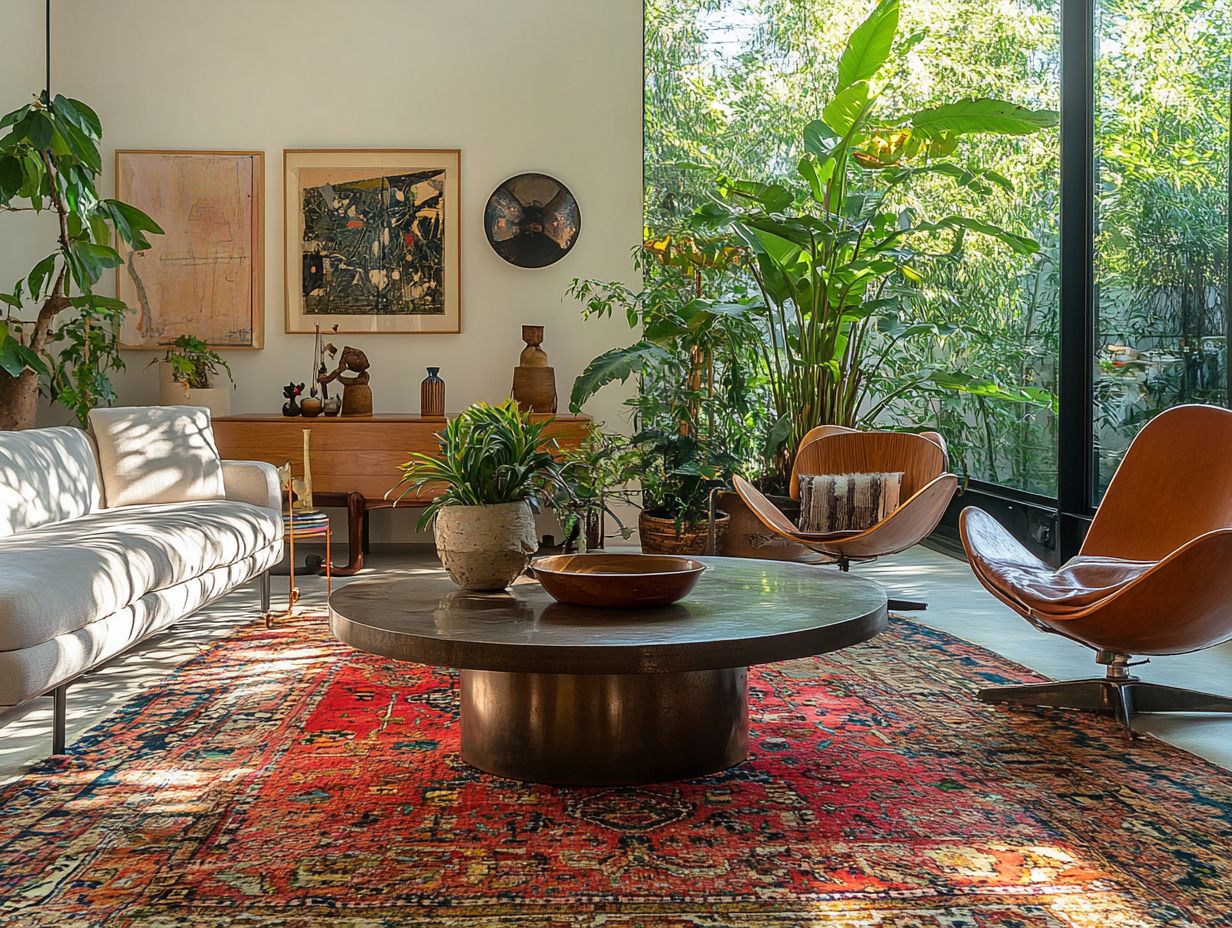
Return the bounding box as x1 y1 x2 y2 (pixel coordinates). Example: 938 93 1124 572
961 404 1232 730
733 426 959 609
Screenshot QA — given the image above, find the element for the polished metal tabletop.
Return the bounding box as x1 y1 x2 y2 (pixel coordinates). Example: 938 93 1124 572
330 557 888 674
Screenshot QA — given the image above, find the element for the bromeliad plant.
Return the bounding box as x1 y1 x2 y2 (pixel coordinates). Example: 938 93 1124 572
0 93 163 429
389 400 560 530
696 0 1058 483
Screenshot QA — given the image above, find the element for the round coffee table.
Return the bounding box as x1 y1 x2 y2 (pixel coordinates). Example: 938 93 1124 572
329 557 887 785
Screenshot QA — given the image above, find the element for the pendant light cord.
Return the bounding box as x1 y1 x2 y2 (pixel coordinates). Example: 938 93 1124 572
43 0 51 103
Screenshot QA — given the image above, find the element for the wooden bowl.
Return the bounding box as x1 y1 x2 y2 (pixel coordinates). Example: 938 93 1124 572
530 554 707 608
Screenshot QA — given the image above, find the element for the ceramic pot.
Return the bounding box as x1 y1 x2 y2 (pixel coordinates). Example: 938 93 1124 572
158 361 231 417
638 509 729 556
435 501 539 591
715 489 822 563
421 367 445 418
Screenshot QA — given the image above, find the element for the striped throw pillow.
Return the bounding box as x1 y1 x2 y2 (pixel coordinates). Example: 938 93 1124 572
797 472 904 534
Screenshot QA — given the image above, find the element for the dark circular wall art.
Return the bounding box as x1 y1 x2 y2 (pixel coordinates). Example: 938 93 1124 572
484 173 581 268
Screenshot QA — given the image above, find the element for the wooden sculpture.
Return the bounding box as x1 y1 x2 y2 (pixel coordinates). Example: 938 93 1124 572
318 345 372 417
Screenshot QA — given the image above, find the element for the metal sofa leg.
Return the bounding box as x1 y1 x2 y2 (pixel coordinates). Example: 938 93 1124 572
52 684 67 754
259 569 271 616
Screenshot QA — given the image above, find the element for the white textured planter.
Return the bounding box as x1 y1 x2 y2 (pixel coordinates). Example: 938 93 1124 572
434 501 539 591
158 361 231 417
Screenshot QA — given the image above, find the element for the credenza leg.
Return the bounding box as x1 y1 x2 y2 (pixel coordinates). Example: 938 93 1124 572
333 491 367 576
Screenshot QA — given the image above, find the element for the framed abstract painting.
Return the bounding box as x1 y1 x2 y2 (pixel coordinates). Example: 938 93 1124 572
283 149 461 334
115 150 264 349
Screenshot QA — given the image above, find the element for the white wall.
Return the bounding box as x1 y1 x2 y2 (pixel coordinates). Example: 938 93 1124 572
1 0 643 542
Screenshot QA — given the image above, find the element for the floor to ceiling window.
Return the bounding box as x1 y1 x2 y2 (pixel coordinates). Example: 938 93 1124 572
645 0 1062 495
646 0 1232 553
1090 0 1230 498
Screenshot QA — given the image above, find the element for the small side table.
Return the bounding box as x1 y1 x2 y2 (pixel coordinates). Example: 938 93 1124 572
266 505 333 627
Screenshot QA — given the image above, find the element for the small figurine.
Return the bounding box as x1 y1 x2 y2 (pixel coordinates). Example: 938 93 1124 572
282 382 305 417
317 345 373 417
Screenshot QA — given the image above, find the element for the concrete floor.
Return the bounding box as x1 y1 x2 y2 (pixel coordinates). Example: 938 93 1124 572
2 544 1230 784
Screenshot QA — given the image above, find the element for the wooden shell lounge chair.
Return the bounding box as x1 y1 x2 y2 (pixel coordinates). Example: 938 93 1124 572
733 426 959 610
960 404 1232 731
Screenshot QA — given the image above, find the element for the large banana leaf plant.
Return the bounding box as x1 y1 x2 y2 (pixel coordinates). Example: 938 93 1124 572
0 93 162 430
697 0 1058 481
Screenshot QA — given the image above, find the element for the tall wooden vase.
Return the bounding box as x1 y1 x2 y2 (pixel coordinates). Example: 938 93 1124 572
421 367 445 418
511 325 557 413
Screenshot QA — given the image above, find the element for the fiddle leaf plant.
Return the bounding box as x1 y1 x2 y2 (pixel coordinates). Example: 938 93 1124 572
0 92 163 429
695 0 1058 483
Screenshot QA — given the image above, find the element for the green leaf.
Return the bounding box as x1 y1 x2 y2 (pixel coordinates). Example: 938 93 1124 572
909 98 1059 138
912 216 1040 255
798 155 837 204
0 154 21 200
803 119 840 157
26 253 57 299
836 0 900 92
822 81 873 137
0 104 32 131
569 343 666 412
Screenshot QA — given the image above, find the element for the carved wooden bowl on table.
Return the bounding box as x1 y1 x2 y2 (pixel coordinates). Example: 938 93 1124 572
529 553 707 609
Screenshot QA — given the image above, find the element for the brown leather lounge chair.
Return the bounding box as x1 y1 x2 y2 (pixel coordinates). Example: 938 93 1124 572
733 426 959 610
961 404 1232 730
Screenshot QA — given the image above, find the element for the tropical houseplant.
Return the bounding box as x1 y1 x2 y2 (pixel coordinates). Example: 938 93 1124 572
0 93 162 429
549 429 640 552
693 0 1058 486
151 335 234 416
569 237 767 554
389 400 558 590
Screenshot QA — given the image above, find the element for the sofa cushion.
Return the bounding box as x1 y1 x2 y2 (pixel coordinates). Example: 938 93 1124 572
88 405 225 508
0 500 280 651
0 426 102 538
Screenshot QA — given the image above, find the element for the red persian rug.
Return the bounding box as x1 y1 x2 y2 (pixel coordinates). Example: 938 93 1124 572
0 614 1230 928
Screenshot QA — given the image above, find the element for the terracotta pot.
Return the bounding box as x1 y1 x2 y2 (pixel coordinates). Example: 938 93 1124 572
716 489 823 563
434 501 539 591
638 509 729 556
158 361 231 417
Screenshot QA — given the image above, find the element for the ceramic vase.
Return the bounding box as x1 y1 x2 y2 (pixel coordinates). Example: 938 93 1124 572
434 501 538 590
421 367 445 417
158 361 231 417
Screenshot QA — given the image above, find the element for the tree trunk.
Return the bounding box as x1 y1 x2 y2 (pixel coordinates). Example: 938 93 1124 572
0 368 40 430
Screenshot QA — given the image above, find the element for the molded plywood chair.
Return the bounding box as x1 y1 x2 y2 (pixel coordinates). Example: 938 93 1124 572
960 404 1232 730
733 426 959 609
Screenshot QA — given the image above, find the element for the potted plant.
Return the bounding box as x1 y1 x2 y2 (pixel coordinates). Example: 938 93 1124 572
152 335 234 416
550 429 640 552
0 93 162 430
569 237 766 554
390 400 558 591
693 0 1058 486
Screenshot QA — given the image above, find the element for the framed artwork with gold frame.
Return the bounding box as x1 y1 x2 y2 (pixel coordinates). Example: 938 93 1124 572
115 149 264 349
283 148 461 334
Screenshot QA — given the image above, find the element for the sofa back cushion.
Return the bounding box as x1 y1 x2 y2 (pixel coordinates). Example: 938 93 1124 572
88 405 226 508
0 426 102 537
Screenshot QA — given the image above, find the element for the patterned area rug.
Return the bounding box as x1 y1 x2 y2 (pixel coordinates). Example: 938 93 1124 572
0 613 1229 928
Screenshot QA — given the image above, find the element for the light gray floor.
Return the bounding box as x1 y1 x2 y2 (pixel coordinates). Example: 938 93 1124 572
2 545 1230 784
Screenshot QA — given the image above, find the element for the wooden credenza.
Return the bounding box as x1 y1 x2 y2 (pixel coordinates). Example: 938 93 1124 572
213 413 592 574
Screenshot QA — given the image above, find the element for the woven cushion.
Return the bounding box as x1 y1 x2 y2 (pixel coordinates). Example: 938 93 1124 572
797 472 903 534
88 405 225 508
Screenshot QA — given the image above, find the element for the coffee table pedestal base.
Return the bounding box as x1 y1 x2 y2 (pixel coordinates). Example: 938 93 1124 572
460 667 749 785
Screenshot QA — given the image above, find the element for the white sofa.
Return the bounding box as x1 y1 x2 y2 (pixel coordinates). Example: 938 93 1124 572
0 406 283 751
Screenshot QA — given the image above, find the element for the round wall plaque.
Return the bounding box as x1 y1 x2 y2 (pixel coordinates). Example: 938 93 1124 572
484 173 581 268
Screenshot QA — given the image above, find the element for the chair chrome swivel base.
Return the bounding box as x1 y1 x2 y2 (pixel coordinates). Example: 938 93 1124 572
978 652 1232 731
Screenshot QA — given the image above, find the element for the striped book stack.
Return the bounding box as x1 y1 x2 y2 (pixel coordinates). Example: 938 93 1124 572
284 509 331 537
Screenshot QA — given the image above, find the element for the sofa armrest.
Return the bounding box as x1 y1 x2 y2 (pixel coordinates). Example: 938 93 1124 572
221 460 281 513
